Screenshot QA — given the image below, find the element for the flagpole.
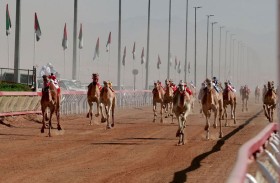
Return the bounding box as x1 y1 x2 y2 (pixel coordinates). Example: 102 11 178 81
7 36 10 68
142 65 144 89
78 48 80 80
64 50 66 78
33 33 36 67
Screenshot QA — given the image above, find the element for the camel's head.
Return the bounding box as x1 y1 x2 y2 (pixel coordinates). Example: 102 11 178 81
224 82 229 87
268 81 273 89
165 79 172 87
42 75 48 82
103 80 112 88
178 80 186 92
205 78 212 90
92 73 99 82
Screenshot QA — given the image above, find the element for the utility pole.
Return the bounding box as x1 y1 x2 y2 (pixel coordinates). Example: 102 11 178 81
145 0 151 90
72 0 78 80
14 0 21 83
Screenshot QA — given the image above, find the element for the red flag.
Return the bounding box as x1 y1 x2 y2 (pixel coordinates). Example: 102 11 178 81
132 42 136 60
93 37 100 61
122 46 126 66
78 23 83 49
34 13 41 41
141 47 145 64
106 32 111 52
62 23 68 50
157 55 161 69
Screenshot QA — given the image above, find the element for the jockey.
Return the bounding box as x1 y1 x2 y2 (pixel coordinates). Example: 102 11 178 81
177 80 192 95
227 80 237 92
212 76 220 93
48 73 61 93
91 73 102 91
170 81 177 92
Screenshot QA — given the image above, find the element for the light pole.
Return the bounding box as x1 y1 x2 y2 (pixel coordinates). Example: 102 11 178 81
184 0 189 82
218 26 224 80
167 0 171 79
145 0 150 90
211 21 217 78
205 14 214 79
232 38 236 83
224 30 229 80
229 33 235 79
194 6 202 86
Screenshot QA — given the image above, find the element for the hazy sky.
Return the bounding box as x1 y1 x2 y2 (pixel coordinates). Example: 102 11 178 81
0 0 277 88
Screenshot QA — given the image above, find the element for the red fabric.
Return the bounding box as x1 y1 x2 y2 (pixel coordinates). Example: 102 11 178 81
185 87 192 95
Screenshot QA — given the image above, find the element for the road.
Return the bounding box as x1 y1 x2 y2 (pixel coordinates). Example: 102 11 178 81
0 99 271 183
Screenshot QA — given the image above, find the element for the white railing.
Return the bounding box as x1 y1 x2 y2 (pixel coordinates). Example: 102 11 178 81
227 123 279 183
0 90 152 116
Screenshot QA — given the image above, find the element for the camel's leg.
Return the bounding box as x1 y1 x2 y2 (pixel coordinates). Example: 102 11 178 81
203 109 210 140
212 105 218 129
263 104 269 120
160 103 164 123
95 101 100 117
233 101 237 124
48 106 55 137
87 101 93 125
164 103 169 118
41 107 46 133
246 99 248 111
105 104 111 129
100 103 106 123
224 106 228 127
218 103 223 138
111 98 115 127
153 102 157 122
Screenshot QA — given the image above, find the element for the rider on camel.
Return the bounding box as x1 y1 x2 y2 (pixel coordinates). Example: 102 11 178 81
89 73 102 91
47 73 61 93
212 76 220 93
227 80 236 92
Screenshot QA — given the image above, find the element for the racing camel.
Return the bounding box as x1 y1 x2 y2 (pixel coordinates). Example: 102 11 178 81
222 82 237 126
40 75 62 137
152 81 165 123
172 81 192 145
255 86 261 103
241 85 250 112
201 78 224 140
263 81 277 122
163 79 175 122
87 73 104 125
100 81 116 129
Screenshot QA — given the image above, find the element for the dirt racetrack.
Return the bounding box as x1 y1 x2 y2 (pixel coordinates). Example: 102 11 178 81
0 99 273 183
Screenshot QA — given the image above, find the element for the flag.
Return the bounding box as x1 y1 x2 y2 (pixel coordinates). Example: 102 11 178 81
169 54 172 66
93 37 100 61
178 61 181 73
157 55 161 69
34 13 41 41
122 46 126 66
174 56 178 69
62 23 68 50
188 62 190 74
106 31 111 52
6 4 12 36
132 42 136 60
141 47 145 64
78 23 83 49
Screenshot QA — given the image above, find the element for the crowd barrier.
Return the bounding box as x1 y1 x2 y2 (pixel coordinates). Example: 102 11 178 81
227 122 279 183
0 90 152 116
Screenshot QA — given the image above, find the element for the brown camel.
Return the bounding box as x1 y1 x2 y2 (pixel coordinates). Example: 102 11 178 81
241 85 250 112
100 81 116 129
163 79 174 122
263 81 277 122
201 78 224 140
86 73 104 125
172 81 192 145
255 86 261 103
152 81 165 123
222 82 237 126
40 75 62 137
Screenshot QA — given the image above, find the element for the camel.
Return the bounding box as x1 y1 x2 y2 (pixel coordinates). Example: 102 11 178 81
172 81 192 145
86 73 104 125
241 85 250 112
187 82 196 112
163 79 174 122
239 86 244 97
222 82 237 126
40 75 62 137
152 81 165 123
262 85 268 102
201 78 224 140
100 81 116 129
263 81 277 122
255 86 261 103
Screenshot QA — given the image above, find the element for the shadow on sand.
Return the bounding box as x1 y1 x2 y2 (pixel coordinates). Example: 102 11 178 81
170 109 263 183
